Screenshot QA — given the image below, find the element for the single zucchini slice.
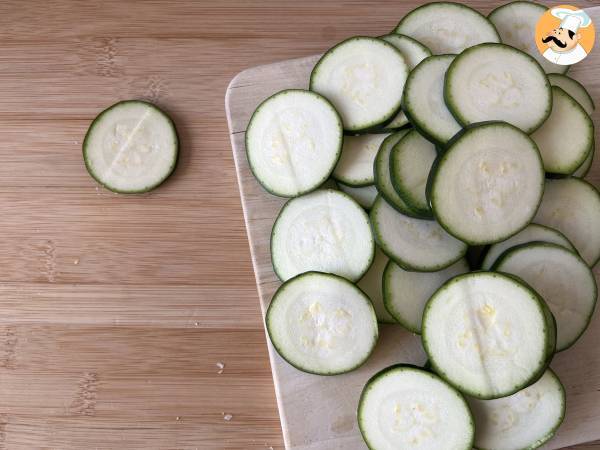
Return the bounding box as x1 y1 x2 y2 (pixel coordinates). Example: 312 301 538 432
370 196 467 271
429 122 544 245
445 43 552 133
422 272 550 399
531 86 593 175
358 247 396 323
548 74 595 115
358 365 474 450
390 130 437 216
245 89 343 197
481 223 575 270
573 143 595 178
394 2 500 54
383 258 469 333
338 183 378 210
310 36 409 132
469 369 566 450
402 55 461 145
333 133 391 186
83 100 178 193
493 242 597 351
534 178 600 266
271 189 374 281
488 1 568 75
266 271 378 375
374 130 425 218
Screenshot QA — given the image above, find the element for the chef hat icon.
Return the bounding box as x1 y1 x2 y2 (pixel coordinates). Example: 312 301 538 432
551 7 592 33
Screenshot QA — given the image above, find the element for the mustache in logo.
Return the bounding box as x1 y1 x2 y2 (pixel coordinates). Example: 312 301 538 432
542 35 567 48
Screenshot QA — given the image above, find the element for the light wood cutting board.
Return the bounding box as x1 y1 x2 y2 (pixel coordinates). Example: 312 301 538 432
226 7 600 450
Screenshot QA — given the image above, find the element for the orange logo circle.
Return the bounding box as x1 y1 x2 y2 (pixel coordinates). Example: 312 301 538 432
535 5 595 66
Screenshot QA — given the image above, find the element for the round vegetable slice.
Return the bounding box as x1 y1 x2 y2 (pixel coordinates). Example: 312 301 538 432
245 89 343 197
394 2 500 54
359 365 474 450
429 122 544 245
266 271 378 375
493 242 597 351
445 43 552 133
534 178 600 266
390 130 437 216
488 1 568 75
383 258 469 333
481 223 575 270
402 55 462 145
370 196 467 271
338 183 378 210
333 133 390 186
422 272 550 399
469 369 566 450
310 36 409 132
271 189 374 281
83 100 179 193
548 74 595 115
358 247 396 323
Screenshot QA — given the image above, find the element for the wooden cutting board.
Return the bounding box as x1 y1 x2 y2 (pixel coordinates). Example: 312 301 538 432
225 9 600 450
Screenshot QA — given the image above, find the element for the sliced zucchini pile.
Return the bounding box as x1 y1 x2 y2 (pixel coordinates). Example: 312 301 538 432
241 2 598 448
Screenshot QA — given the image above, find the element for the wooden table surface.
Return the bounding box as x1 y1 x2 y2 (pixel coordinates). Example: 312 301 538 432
0 1 596 448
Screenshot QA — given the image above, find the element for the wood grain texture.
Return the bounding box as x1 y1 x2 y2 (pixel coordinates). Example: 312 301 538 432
0 0 596 448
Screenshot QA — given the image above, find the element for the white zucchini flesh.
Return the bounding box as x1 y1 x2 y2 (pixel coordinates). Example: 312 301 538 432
271 189 374 282
445 43 552 133
488 1 568 75
384 111 409 130
266 272 378 375
380 34 432 69
402 55 462 145
394 2 500 54
310 37 409 132
390 130 437 215
83 100 178 193
573 144 594 178
430 122 544 245
422 272 550 399
370 196 467 271
494 243 597 351
383 258 469 333
481 223 575 270
531 86 594 175
469 369 566 450
548 74 595 115
245 89 343 197
358 247 396 323
359 365 474 450
333 133 390 186
534 178 600 266
338 183 378 210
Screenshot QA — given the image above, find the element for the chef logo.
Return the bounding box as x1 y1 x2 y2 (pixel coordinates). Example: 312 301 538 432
535 5 595 66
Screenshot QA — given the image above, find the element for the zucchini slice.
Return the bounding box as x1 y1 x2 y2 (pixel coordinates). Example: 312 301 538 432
245 89 343 197
83 100 178 193
481 223 575 270
548 74 595 115
358 247 396 324
488 1 568 75
534 178 600 266
429 122 544 245
422 272 551 399
390 130 437 216
402 55 462 145
493 242 597 351
338 183 378 210
394 2 500 54
359 365 474 450
333 133 390 186
266 271 378 375
445 43 552 133
383 258 469 333
370 196 467 271
271 189 374 281
310 36 409 132
469 369 566 450
530 86 593 175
